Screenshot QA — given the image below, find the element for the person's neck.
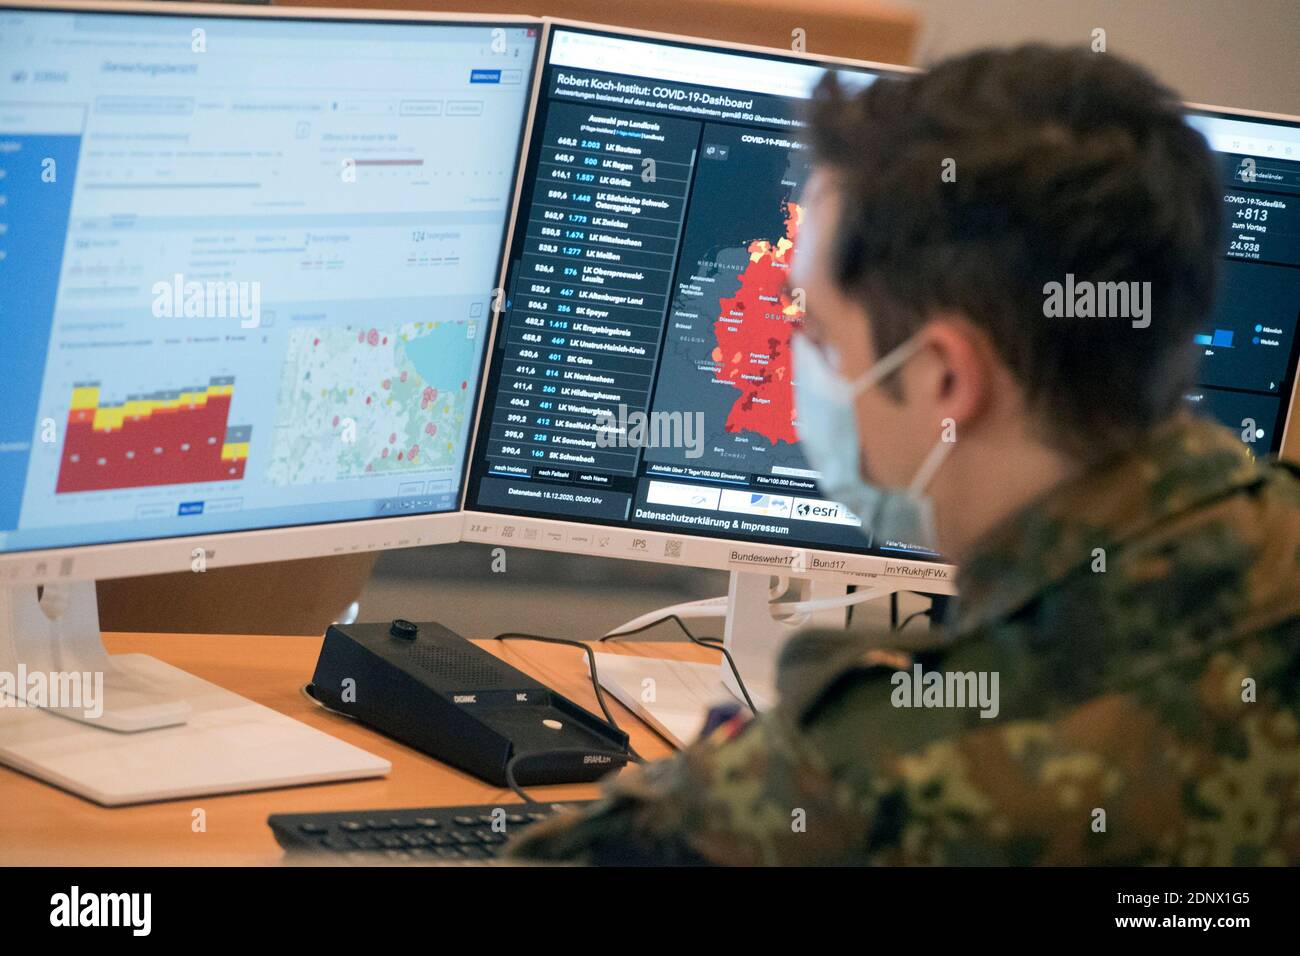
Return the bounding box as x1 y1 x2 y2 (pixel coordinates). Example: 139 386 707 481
933 432 1079 564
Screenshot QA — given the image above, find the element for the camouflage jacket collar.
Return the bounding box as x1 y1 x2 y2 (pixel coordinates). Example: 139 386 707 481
953 416 1268 635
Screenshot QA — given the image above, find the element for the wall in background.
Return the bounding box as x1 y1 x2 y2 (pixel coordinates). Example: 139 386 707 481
896 0 1300 116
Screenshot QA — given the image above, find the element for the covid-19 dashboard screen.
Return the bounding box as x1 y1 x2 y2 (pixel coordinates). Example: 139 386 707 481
465 28 929 558
0 8 538 554
1185 110 1300 447
466 27 1300 561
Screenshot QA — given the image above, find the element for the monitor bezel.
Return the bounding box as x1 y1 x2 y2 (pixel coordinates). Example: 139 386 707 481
0 0 543 583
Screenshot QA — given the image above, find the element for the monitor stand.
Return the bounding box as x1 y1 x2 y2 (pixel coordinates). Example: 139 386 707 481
593 571 896 747
0 580 389 805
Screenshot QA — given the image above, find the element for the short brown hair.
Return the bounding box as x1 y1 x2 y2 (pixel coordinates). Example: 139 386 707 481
809 45 1220 458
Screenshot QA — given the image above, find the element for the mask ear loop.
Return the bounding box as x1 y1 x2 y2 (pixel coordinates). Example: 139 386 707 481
909 433 954 496
843 333 953 494
846 334 927 396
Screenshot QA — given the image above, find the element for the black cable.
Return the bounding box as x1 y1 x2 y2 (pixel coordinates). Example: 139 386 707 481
504 747 631 804
598 614 757 715
491 632 645 764
596 612 701 643
890 592 899 630
898 608 931 631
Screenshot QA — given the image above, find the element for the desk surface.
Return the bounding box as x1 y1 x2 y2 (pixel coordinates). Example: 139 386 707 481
0 632 706 866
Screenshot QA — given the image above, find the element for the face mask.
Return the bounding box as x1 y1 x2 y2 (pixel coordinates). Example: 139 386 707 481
792 333 953 553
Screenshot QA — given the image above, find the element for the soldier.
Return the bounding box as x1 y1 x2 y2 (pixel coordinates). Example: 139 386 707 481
509 45 1300 866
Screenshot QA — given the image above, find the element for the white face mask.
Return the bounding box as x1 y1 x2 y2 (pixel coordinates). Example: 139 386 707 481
792 333 953 553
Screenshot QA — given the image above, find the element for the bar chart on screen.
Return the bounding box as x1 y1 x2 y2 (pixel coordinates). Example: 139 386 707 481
55 378 251 494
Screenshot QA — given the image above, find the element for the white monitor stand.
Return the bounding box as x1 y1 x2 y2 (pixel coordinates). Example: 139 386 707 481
0 580 389 805
593 571 897 747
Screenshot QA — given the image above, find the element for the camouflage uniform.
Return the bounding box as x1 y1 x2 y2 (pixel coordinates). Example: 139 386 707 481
508 417 1300 865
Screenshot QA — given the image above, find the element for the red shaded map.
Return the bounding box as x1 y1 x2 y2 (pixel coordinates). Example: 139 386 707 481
710 200 803 445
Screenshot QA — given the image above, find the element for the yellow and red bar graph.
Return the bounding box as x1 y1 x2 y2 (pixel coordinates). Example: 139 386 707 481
56 377 250 493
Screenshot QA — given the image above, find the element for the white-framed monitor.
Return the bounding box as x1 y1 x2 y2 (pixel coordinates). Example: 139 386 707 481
459 20 953 594
0 0 543 584
0 0 542 803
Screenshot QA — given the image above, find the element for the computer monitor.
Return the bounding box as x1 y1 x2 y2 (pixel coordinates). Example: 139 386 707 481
462 24 950 591
461 22 1300 731
459 23 944 721
1184 107 1300 450
0 1 540 802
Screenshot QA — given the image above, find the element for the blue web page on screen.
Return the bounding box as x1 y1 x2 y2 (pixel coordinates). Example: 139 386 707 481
0 9 538 554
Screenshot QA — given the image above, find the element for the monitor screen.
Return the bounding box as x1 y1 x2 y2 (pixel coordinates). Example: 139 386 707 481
0 6 539 555
465 26 1300 566
1185 110 1300 449
464 26 911 561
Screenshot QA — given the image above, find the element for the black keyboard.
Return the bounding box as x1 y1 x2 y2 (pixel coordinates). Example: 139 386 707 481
268 801 593 863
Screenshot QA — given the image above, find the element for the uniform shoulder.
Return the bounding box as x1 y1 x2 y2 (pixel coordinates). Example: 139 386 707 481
774 626 914 724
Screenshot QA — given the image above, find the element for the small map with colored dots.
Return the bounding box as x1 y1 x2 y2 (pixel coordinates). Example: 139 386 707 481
266 321 477 485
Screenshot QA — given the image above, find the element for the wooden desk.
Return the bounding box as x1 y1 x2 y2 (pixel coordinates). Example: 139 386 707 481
0 632 709 866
